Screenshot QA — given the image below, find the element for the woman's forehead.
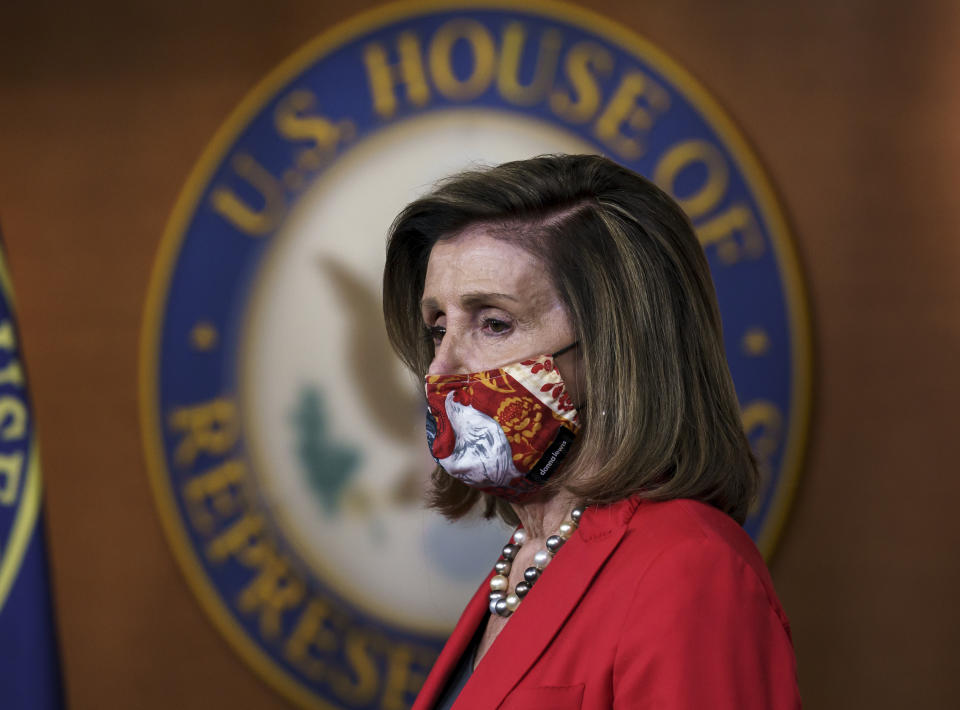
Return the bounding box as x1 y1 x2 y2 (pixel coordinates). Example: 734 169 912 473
422 230 554 306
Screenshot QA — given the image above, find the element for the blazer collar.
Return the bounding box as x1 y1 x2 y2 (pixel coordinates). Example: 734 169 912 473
413 571 493 710
453 497 641 708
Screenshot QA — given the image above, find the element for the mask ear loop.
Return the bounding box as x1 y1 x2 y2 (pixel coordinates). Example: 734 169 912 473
551 341 579 358
551 341 586 411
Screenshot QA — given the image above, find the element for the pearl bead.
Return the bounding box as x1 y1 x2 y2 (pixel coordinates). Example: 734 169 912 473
546 535 565 553
486 506 579 617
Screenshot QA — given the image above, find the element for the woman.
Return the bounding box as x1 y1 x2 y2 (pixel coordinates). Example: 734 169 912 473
383 155 800 709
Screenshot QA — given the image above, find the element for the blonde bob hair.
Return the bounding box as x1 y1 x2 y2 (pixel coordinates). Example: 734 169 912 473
383 154 757 525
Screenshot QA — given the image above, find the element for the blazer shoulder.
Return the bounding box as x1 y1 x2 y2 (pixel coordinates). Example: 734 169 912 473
612 500 800 709
624 499 780 605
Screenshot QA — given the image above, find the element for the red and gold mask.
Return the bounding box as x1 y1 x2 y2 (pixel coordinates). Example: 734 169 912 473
424 347 580 500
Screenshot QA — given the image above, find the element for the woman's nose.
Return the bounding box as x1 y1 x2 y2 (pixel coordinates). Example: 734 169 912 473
427 332 467 375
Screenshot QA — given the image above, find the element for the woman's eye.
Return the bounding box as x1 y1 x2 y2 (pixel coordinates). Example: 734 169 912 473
483 318 511 335
425 325 445 344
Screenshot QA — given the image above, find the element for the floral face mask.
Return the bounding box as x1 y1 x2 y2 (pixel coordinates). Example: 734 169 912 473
424 344 580 500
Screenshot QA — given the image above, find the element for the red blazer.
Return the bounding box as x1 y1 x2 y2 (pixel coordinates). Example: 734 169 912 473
414 498 800 709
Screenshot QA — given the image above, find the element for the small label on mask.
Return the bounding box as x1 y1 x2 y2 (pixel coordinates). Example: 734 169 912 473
527 427 577 484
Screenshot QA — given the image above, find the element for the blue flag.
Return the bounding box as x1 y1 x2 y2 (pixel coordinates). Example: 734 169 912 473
0 234 64 707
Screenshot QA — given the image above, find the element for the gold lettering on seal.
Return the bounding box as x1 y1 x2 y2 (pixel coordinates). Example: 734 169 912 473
167 397 238 467
329 631 380 705
653 139 765 265
274 89 356 172
182 458 247 534
285 598 341 681
205 513 306 640
284 595 437 707
550 41 614 124
0 396 26 441
237 547 306 639
654 139 728 218
696 203 765 264
0 321 23 387
364 32 430 118
0 321 13 350
594 70 670 159
206 512 268 564
498 22 563 106
429 19 496 101
285 598 379 704
210 154 286 236
381 641 435 710
0 319 25 505
0 453 23 506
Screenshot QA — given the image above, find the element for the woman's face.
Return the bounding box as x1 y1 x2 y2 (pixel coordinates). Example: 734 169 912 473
421 226 578 381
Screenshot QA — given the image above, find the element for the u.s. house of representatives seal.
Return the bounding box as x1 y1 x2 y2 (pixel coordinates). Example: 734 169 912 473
139 2 813 708
0 250 43 623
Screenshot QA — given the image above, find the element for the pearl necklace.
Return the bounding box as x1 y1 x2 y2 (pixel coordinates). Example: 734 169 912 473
488 506 585 617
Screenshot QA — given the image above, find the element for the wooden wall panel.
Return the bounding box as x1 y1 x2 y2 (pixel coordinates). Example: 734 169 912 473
1 1 957 708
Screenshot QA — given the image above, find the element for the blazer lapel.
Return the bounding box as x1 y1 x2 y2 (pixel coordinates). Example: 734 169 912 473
455 498 640 709
413 571 493 710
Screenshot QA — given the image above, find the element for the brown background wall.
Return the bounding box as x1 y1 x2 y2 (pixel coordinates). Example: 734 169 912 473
1 0 958 708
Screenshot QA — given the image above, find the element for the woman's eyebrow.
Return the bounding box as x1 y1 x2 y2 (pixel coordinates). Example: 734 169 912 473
419 292 519 311
459 291 519 307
